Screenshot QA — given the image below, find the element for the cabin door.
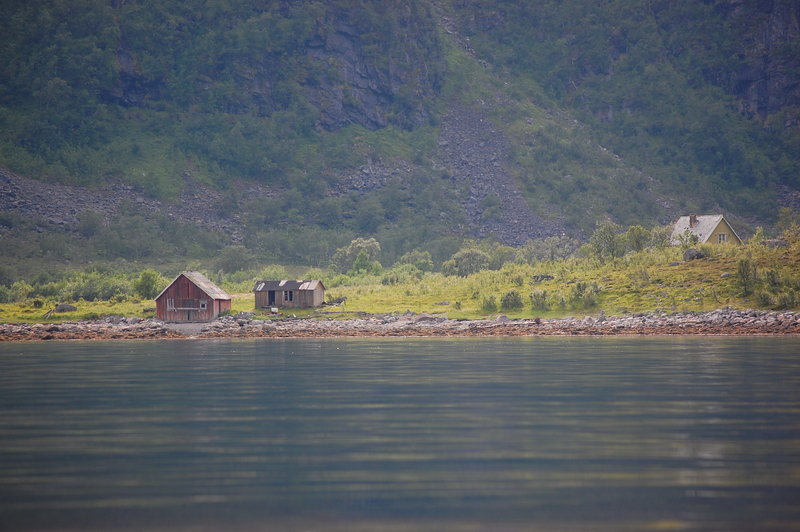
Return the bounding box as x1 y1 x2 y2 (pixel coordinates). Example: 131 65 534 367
268 291 276 306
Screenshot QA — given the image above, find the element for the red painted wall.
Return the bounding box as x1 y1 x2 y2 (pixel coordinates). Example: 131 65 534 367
155 274 228 322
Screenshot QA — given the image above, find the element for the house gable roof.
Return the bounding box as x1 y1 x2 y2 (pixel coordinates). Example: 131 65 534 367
155 271 231 301
253 280 326 292
670 215 742 244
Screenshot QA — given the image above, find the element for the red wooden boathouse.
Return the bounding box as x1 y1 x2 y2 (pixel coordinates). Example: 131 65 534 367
155 271 231 322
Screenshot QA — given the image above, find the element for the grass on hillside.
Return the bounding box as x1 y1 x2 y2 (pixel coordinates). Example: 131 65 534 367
327 241 800 319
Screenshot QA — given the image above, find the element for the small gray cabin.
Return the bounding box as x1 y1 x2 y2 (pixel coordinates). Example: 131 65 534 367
253 280 326 309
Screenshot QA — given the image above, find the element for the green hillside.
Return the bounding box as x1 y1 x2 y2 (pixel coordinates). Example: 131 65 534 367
0 0 798 277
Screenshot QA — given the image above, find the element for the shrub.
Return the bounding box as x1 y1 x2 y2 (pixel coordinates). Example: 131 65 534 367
756 291 775 307
330 238 381 273
480 295 498 313
328 274 351 287
530 290 549 310
395 249 434 271
10 281 33 302
736 257 758 296
349 249 383 275
133 269 164 299
775 290 798 310
588 221 624 262
214 245 256 274
624 225 650 253
442 248 491 277
570 281 600 308
517 236 580 263
381 264 422 285
500 290 524 310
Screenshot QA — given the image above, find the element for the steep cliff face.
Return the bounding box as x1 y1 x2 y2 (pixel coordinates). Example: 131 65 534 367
305 2 443 131
111 1 442 132
729 0 800 127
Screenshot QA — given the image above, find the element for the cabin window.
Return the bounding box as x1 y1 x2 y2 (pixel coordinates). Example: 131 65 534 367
199 300 208 310
283 290 293 302
718 233 727 243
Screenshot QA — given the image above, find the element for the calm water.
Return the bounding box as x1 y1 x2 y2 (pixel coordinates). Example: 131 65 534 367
1 337 799 531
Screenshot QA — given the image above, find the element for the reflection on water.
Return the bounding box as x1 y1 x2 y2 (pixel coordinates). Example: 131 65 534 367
1 337 799 531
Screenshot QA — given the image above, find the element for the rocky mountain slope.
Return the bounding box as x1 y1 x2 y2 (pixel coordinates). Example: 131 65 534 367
1 0 798 269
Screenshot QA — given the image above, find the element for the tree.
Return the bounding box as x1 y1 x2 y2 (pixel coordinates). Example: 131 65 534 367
441 248 491 277
588 221 624 262
518 236 580 263
330 238 381 273
624 225 650 253
675 229 700 250
133 269 163 300
736 257 758 297
214 245 255 273
349 249 382 275
396 249 434 271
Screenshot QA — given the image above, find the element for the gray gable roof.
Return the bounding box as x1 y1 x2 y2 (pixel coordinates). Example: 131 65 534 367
671 215 741 244
253 280 325 292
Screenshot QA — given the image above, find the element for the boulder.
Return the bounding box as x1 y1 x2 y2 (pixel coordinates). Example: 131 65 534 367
54 303 77 313
683 248 705 261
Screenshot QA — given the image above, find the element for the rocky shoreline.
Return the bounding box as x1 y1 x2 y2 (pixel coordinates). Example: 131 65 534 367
1 309 799 342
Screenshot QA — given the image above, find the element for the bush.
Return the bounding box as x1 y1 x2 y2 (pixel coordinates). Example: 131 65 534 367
517 236 580 263
480 295 498 313
756 290 774 307
530 290 549 310
500 290 524 310
737 257 758 297
381 264 422 285
395 249 434 271
133 269 164 299
215 245 256 273
588 221 624 262
349 249 383 275
776 290 798 310
570 281 600 308
442 248 491 277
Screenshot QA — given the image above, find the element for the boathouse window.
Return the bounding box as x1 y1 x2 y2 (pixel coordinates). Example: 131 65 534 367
283 290 293 302
199 300 208 310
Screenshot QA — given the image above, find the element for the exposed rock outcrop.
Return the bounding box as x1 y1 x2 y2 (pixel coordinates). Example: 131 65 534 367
306 3 442 131
728 1 800 124
435 104 564 245
0 168 271 243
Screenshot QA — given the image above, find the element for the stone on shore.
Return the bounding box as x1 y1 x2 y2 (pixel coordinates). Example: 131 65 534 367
1 309 799 341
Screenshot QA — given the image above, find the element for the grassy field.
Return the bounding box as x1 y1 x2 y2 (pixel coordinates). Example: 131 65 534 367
1 239 798 324
327 240 800 318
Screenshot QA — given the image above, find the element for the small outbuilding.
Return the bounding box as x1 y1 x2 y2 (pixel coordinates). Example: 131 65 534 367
670 214 743 245
254 280 325 309
155 271 231 322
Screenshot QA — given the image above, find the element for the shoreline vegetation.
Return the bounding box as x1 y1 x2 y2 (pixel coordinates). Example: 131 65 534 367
2 308 799 342
2 223 800 340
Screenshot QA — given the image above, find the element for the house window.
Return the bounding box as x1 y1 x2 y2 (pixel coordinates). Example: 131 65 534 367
718 233 727 243
283 290 293 302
